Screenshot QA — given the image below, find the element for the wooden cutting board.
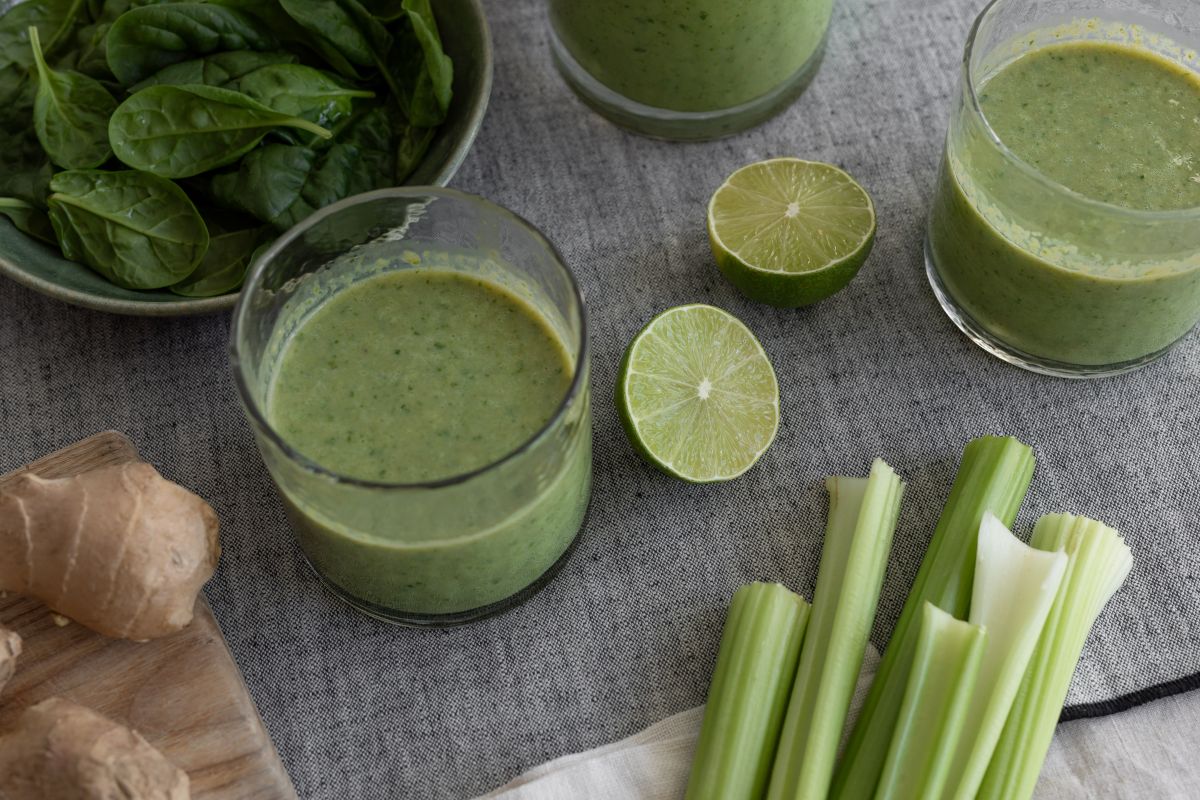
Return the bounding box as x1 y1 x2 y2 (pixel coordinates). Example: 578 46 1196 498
0 431 296 800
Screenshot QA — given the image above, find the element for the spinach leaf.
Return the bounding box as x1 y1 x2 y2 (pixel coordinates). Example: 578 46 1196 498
56 20 115 81
130 48 296 90
388 0 451 127
0 160 52 207
0 0 86 68
277 0 387 68
339 104 393 179
0 58 22 98
108 83 331 177
104 2 278 86
170 225 259 296
0 196 55 242
0 64 33 132
0 139 52 205
210 140 377 230
46 168 209 288
277 0 394 91
337 101 427 183
29 25 117 168
359 0 406 20
394 120 432 183
236 63 373 131
207 0 363 80
209 142 311 224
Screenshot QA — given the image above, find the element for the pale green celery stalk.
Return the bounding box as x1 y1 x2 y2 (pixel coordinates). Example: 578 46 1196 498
875 602 986 800
939 512 1068 800
766 459 904 800
685 582 811 800
977 514 1132 800
831 436 1035 800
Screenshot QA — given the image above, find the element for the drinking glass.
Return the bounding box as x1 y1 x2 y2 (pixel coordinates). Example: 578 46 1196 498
926 0 1200 377
548 0 835 140
230 188 592 626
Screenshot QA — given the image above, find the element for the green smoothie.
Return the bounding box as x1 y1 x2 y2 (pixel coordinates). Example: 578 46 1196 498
267 268 591 616
929 39 1200 367
549 0 833 113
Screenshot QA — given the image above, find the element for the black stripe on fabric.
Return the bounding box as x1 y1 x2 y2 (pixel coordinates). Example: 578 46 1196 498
1061 672 1200 722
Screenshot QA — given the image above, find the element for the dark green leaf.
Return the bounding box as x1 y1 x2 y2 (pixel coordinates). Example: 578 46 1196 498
55 20 115 81
339 103 393 178
0 63 33 133
108 83 331 177
170 225 260 296
388 0 451 127
130 48 297 90
394 120 431 183
104 2 278 86
29 25 116 168
0 196 55 242
278 0 388 68
277 0 395 92
0 0 84 71
0 149 52 205
356 0 405 21
209 141 312 223
236 63 372 132
47 168 209 288
206 0 363 80
210 140 376 230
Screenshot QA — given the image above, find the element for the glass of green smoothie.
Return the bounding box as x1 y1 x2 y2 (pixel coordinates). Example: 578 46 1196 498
547 0 834 140
230 189 592 626
927 0 1200 377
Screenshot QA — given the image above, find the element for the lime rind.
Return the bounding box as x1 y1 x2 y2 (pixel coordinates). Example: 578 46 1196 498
617 304 780 483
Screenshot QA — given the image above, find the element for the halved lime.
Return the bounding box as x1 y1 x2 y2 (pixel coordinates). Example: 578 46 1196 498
707 158 876 307
616 304 780 483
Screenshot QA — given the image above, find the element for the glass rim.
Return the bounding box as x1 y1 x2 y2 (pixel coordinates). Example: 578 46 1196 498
229 186 590 492
961 0 1200 220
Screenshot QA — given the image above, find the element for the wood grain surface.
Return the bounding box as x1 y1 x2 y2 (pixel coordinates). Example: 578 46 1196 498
0 431 296 800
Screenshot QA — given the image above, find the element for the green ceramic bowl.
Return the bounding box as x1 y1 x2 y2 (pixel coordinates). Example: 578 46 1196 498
0 0 492 316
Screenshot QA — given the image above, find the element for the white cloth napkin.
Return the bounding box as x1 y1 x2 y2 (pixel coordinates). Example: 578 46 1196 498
478 648 1200 799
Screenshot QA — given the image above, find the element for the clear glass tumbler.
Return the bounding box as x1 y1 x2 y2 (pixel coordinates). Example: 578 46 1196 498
548 0 834 140
230 188 592 626
926 0 1200 377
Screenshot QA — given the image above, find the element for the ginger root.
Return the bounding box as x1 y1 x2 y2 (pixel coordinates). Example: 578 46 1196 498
0 625 19 695
0 697 189 799
0 462 219 640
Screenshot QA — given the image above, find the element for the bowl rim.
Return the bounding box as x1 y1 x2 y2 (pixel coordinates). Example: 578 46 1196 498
0 0 494 317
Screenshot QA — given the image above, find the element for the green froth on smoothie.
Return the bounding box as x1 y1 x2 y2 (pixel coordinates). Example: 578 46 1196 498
269 269 572 484
550 0 832 112
930 32 1200 366
978 41 1200 211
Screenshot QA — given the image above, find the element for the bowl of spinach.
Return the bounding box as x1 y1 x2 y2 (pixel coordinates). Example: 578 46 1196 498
0 0 492 315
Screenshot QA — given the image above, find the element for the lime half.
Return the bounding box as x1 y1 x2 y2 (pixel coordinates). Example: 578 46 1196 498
707 158 876 307
616 304 780 483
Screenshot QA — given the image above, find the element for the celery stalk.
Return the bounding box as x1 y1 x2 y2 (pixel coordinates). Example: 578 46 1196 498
766 459 904 800
685 582 811 800
875 602 986 800
976 514 1132 800
939 512 1068 800
831 436 1034 800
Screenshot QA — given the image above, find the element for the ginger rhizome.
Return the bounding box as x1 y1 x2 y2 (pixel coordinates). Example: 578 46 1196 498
0 697 190 799
0 462 220 640
0 625 19 695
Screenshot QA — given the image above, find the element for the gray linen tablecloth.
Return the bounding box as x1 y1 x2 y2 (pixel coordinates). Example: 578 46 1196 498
1 0 1199 797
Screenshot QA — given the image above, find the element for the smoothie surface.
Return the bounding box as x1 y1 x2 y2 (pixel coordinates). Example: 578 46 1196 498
269 269 572 484
978 40 1200 211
